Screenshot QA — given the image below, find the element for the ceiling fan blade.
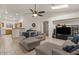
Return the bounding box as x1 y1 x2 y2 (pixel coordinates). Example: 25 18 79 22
38 11 45 13
32 16 34 17
30 9 34 13
38 14 43 16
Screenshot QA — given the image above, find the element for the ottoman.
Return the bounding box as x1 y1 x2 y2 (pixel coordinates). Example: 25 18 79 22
20 37 41 51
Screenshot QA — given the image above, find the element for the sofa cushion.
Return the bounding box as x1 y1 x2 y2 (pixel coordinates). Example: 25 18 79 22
31 32 36 37
63 45 75 52
22 32 29 38
70 45 79 52
72 35 79 44
52 48 70 55
35 42 61 55
63 45 79 53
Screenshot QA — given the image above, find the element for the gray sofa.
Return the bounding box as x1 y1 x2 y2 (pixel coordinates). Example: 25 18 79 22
20 31 46 51
35 40 79 55
20 37 41 51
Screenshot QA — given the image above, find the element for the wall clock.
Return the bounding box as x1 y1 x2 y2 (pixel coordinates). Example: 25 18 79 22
32 23 36 27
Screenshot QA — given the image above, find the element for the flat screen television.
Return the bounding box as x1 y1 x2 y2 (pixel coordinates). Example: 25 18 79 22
56 27 71 35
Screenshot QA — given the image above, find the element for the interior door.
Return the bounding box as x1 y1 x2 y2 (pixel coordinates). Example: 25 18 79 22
43 21 49 36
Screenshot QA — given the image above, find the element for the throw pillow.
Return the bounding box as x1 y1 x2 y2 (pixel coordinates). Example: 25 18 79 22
71 35 79 44
63 45 79 53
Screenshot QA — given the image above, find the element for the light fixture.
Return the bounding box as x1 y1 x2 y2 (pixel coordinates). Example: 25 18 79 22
5 10 8 14
4 16 8 19
0 14 2 19
33 14 37 17
51 4 68 9
9 15 13 18
16 13 18 16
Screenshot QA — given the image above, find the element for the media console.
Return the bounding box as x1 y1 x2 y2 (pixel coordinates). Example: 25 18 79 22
56 34 70 40
53 25 79 40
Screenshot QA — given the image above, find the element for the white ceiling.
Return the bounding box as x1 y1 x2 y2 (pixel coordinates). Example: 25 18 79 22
0 4 79 19
0 4 79 14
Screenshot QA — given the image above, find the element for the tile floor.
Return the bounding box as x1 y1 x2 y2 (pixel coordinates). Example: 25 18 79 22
0 35 66 55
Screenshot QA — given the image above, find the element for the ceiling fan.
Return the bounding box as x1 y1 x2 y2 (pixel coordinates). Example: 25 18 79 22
25 4 45 17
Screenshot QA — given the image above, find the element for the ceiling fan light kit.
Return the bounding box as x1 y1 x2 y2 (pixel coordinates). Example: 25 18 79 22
33 14 37 17
25 4 45 17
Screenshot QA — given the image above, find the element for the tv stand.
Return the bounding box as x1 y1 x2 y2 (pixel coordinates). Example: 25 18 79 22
54 25 79 40
56 34 69 40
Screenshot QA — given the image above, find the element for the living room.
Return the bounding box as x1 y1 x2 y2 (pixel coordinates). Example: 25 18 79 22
0 4 79 55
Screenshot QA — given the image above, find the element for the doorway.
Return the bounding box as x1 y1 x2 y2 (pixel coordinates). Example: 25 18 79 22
43 21 49 36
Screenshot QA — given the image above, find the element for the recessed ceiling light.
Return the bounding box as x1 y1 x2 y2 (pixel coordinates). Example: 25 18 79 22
51 4 68 9
16 13 18 16
5 10 8 14
0 14 2 19
9 15 13 18
4 16 8 19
